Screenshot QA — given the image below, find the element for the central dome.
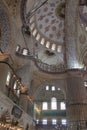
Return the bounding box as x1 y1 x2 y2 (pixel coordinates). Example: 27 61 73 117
29 0 65 52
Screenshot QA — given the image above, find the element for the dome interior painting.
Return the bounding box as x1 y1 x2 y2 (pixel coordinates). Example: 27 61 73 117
29 0 65 52
0 2 11 52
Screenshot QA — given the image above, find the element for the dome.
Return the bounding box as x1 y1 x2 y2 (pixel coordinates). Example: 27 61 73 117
29 0 65 52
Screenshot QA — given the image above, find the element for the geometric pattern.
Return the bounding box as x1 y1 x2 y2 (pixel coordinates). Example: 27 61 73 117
29 0 65 52
0 3 11 52
35 0 65 43
79 5 87 31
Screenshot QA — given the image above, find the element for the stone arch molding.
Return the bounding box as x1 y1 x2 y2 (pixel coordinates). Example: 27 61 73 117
33 79 67 100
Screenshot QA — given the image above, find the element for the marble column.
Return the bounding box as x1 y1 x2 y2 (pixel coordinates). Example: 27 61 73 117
65 0 79 68
66 70 87 129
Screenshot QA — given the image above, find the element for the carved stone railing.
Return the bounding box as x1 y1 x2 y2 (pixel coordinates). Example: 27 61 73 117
15 45 67 73
0 61 29 98
35 60 66 73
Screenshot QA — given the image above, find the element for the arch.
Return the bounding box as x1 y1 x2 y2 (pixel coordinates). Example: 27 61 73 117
33 79 66 102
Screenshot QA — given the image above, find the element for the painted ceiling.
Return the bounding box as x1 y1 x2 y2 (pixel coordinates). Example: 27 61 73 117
29 0 65 52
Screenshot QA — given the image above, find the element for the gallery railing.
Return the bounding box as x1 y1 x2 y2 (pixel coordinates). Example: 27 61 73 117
15 45 67 74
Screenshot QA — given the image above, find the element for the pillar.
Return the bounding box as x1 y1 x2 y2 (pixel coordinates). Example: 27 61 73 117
65 0 80 68
66 70 87 129
19 95 28 112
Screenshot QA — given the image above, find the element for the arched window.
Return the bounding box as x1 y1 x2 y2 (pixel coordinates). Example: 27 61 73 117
57 45 62 53
36 119 39 124
46 41 50 48
42 119 47 125
41 38 45 45
51 86 55 91
84 81 87 87
33 29 37 36
52 119 57 125
61 119 67 125
6 72 11 86
51 97 57 110
36 34 40 41
22 48 29 55
60 102 66 110
46 85 49 90
17 89 20 97
13 81 17 90
30 23 35 30
52 44 56 50
42 102 48 110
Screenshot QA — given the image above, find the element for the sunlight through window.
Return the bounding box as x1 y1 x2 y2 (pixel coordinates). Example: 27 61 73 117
42 102 48 110
60 102 66 110
6 72 11 86
42 119 47 125
51 97 57 110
